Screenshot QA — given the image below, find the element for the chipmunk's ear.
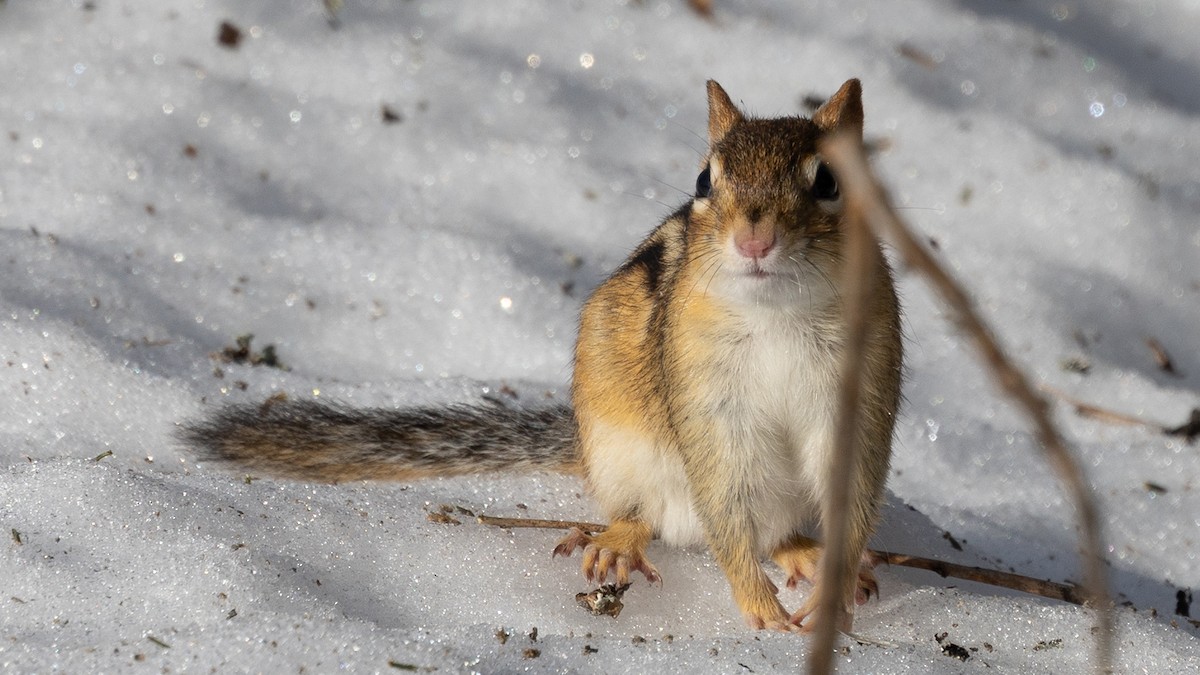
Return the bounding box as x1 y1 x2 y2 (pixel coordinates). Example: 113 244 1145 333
812 78 864 137
706 80 744 145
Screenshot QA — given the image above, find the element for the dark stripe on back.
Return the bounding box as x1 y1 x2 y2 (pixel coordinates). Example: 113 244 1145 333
629 239 665 295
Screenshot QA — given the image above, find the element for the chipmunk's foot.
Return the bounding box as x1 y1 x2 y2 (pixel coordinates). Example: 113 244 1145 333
767 535 878 632
736 580 799 633
552 520 660 585
772 536 879 605
788 586 855 634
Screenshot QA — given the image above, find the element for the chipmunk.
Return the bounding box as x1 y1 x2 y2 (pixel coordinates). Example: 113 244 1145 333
182 79 903 633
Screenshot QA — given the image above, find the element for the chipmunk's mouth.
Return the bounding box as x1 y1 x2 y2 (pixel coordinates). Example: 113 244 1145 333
744 261 773 279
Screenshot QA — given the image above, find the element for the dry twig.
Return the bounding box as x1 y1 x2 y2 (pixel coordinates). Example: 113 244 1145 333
820 132 1113 673
1042 385 1200 443
469 513 1086 605
476 514 607 532
808 162 883 674
1145 337 1178 376
1040 384 1159 429
870 551 1084 604
686 0 714 19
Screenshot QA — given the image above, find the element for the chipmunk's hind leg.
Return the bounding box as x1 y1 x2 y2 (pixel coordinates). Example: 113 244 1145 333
770 534 879 633
553 519 660 585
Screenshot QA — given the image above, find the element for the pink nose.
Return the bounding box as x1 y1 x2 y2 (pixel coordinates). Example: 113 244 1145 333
736 233 776 259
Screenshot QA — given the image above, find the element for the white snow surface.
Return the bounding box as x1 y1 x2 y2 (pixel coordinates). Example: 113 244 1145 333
3 0 1199 672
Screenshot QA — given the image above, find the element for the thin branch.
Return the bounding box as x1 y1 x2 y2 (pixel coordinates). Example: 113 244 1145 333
1044 385 1200 442
870 551 1084 605
470 513 1086 606
810 158 881 674
476 514 607 533
1040 384 1162 429
821 132 1113 673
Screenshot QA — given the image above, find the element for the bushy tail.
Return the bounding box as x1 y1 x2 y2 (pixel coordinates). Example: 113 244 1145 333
179 398 579 483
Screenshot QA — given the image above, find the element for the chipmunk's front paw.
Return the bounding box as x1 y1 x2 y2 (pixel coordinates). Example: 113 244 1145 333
552 525 660 585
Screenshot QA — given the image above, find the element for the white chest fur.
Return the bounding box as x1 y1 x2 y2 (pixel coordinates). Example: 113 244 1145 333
705 308 843 552
585 305 844 553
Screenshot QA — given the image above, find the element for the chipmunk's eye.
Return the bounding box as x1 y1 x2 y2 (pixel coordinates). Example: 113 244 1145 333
812 162 839 201
695 165 712 199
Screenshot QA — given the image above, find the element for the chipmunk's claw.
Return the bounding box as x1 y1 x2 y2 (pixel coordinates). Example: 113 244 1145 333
856 573 879 605
783 567 878 604
552 527 590 559
763 619 804 634
784 569 810 591
739 592 794 633
552 526 660 585
789 595 854 634
775 542 880 605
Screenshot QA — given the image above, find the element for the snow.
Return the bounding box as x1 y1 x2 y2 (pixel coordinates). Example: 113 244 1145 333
2 0 1199 672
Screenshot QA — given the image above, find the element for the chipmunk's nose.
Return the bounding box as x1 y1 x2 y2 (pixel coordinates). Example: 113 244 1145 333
734 228 776 260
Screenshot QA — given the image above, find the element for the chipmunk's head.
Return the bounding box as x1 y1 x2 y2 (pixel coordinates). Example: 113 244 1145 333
689 79 863 308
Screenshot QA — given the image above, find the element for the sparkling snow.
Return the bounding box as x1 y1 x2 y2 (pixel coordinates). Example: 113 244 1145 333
2 0 1198 672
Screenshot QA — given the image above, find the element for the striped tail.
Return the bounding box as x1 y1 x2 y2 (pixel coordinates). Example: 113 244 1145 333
179 398 580 483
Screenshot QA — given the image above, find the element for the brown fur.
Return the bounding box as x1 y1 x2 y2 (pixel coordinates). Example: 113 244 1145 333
568 79 902 631
182 79 902 634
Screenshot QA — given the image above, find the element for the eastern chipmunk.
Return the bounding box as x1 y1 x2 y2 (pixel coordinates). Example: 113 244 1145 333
182 79 903 633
